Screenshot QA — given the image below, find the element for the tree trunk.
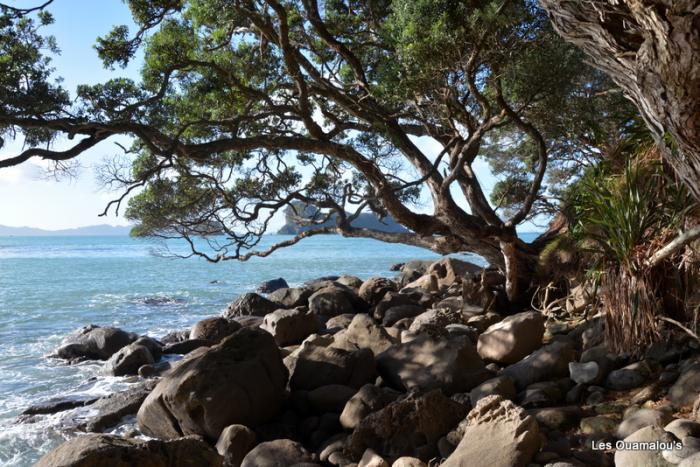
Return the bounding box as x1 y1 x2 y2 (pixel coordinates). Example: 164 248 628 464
540 0 700 200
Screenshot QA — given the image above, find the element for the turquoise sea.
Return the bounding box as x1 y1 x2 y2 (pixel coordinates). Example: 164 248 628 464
0 234 453 465
0 233 535 465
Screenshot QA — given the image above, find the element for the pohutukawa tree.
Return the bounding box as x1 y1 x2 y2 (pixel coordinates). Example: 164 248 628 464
0 0 627 301
540 0 700 201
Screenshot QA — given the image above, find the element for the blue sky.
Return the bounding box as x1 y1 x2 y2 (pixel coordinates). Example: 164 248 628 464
0 0 511 231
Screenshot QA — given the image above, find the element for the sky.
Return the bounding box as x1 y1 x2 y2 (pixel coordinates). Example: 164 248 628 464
0 0 511 231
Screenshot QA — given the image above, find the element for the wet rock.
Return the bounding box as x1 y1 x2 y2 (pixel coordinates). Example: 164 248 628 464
502 339 576 389
349 390 467 461
81 381 157 433
476 311 545 364
35 433 222 467
224 293 279 318
241 439 314 467
268 287 313 308
138 360 172 378
138 328 288 440
287 345 376 391
189 317 242 343
442 395 540 467
105 343 155 376
216 424 256 467
19 396 98 421
55 325 138 361
377 334 488 395
340 384 401 430
261 307 321 346
258 277 289 294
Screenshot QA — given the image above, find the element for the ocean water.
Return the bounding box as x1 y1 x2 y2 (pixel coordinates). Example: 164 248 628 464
0 234 492 466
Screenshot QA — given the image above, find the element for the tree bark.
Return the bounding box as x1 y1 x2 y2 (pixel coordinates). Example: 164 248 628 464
540 0 700 200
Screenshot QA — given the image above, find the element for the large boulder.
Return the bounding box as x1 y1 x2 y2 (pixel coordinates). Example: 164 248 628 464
340 384 402 430
377 334 489 394
381 305 426 327
224 293 279 318
349 390 467 461
308 384 358 414
333 313 398 355
309 285 367 317
359 277 397 306
476 311 545 364
137 328 288 440
442 395 540 467
54 325 137 361
287 344 377 390
241 439 315 467
502 339 576 389
268 287 313 308
409 258 481 292
35 434 222 467
617 407 674 439
261 307 321 346
374 292 422 322
105 343 155 377
189 317 241 342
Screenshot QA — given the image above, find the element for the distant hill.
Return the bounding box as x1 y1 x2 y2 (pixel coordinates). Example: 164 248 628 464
0 224 133 236
276 202 408 235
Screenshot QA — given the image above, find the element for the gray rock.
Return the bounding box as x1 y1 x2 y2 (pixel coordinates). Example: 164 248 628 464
605 361 652 390
105 343 155 376
502 340 576 389
476 311 545 364
81 381 157 432
261 307 321 346
407 308 463 335
381 305 425 327
138 328 288 440
663 436 700 464
528 406 583 431
617 407 674 439
377 334 489 395
224 293 279 318
569 361 601 384
666 419 700 439
35 434 222 467
258 277 289 294
614 425 674 467
55 325 138 361
669 362 700 408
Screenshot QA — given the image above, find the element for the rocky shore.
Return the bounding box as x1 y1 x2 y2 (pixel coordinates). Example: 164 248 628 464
24 257 700 467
